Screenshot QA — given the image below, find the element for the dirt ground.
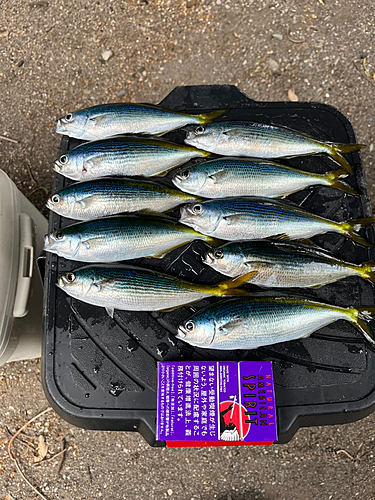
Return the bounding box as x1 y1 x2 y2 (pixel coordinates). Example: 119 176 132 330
1 0 375 498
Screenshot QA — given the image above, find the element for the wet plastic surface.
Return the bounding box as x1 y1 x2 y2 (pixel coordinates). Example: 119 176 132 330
42 85 375 446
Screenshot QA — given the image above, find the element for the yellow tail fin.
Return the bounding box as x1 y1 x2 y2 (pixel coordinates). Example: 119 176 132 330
217 271 257 296
351 307 375 345
197 109 228 124
325 168 360 195
359 261 375 284
328 143 365 174
340 217 375 247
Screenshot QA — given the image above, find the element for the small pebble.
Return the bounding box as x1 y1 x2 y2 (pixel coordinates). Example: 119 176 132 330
272 33 283 40
101 50 113 61
118 90 127 97
167 489 173 496
370 143 374 152
266 58 280 72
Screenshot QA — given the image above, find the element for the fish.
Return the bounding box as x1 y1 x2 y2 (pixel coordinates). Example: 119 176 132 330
176 297 375 349
44 215 219 262
53 137 212 181
57 265 254 316
46 178 201 220
172 157 358 198
203 239 375 288
184 121 365 174
179 197 375 247
56 103 227 141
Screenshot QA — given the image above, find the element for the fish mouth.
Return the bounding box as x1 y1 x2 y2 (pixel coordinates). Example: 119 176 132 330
45 199 53 211
43 234 52 250
176 325 187 339
53 160 62 173
57 275 67 288
203 251 214 265
185 131 196 142
55 119 67 134
179 205 189 222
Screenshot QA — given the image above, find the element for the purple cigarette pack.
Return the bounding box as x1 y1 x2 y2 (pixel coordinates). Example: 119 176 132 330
157 361 277 447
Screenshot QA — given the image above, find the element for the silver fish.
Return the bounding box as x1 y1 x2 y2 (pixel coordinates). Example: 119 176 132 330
179 198 374 247
176 297 375 349
53 137 211 181
46 178 201 220
44 215 217 262
172 158 357 198
204 240 375 288
57 266 253 316
185 122 365 174
56 103 227 141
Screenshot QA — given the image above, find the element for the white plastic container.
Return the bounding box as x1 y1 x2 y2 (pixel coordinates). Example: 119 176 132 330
0 170 47 365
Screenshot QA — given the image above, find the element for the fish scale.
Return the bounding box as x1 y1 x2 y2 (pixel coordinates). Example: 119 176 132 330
176 298 375 350
185 121 364 174
44 216 214 262
56 103 227 141
179 197 353 241
53 137 210 181
57 266 248 312
172 157 346 199
47 178 199 220
204 240 371 288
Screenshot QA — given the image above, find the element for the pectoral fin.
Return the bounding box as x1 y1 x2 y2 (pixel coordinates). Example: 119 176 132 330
218 316 243 336
208 169 229 184
89 114 109 126
105 306 115 318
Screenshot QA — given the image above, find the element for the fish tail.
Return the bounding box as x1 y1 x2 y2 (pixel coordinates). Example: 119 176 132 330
325 167 360 195
205 236 224 246
197 109 228 124
350 307 375 345
328 143 365 174
358 261 375 284
340 218 375 247
215 271 257 296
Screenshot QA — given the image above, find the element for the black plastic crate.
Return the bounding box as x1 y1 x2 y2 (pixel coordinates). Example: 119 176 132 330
42 85 375 446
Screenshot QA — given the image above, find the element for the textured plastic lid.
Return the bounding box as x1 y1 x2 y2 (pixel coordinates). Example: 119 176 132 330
0 170 19 360
42 86 375 446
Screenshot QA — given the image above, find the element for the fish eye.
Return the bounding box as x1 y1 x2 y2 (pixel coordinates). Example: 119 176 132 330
55 231 64 240
59 154 68 164
66 272 75 283
65 113 73 122
192 204 202 215
51 194 60 204
179 170 190 180
195 126 205 135
185 320 195 331
214 249 224 259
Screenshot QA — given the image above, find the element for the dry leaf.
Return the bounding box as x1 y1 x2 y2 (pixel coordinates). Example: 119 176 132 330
3 495 14 500
288 89 299 102
38 435 48 461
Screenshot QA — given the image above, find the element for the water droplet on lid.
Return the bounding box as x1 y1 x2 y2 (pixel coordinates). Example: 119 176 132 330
85 393 90 398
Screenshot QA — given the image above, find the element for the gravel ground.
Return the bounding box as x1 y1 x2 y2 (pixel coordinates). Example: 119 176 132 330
1 0 375 498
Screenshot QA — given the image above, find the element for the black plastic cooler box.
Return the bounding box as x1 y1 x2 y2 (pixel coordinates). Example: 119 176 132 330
41 85 375 446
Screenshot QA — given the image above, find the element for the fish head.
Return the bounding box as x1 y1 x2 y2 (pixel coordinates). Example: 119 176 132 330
56 110 89 139
46 189 78 218
185 124 223 151
172 165 208 194
53 149 91 181
203 244 244 276
44 228 81 258
57 267 99 299
176 315 216 347
179 201 221 235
